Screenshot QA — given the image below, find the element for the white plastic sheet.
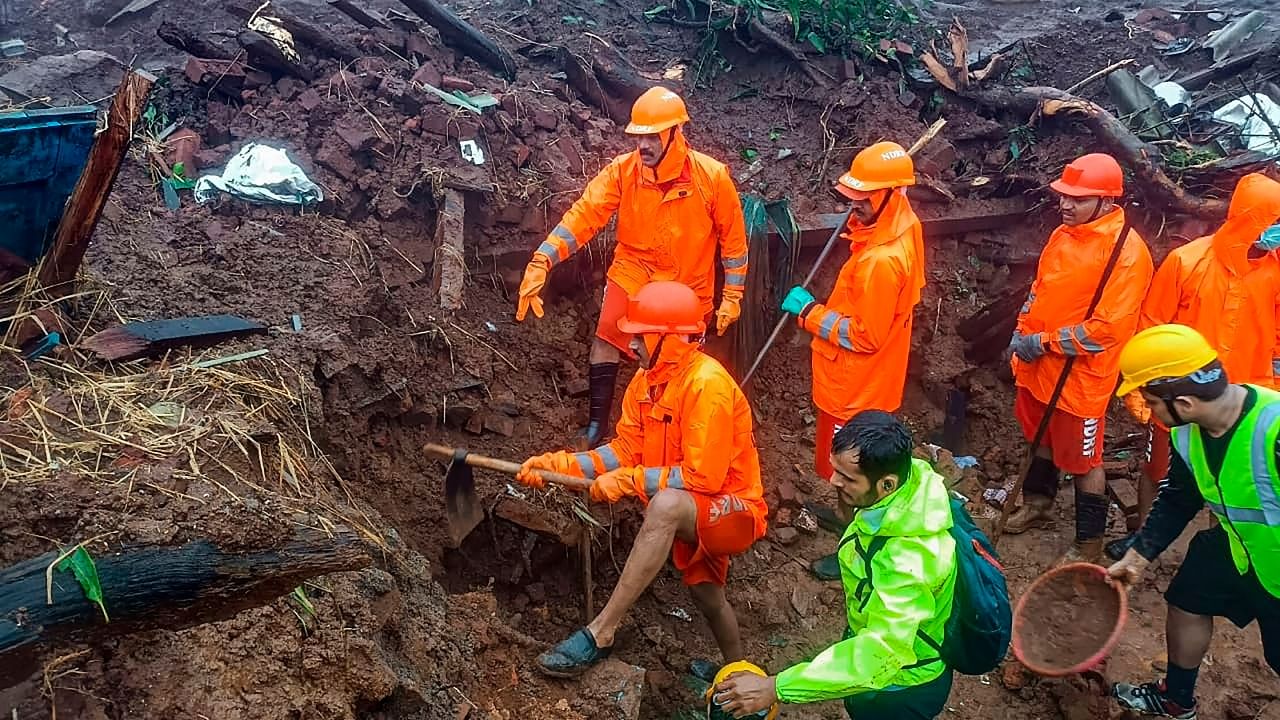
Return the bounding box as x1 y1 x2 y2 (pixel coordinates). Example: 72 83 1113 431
1213 94 1280 154
195 143 323 205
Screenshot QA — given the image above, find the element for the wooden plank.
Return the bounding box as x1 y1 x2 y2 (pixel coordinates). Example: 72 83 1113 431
226 0 363 62
38 68 155 290
778 200 1029 250
399 0 516 79
156 21 233 60
433 188 467 311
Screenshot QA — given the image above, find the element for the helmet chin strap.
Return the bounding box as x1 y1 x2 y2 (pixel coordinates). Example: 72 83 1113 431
1085 197 1109 223
864 189 893 224
653 127 677 168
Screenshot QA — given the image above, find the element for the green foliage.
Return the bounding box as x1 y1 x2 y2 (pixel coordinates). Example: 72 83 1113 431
58 546 109 622
1163 145 1221 170
1008 125 1036 163
771 0 921 58
741 147 760 162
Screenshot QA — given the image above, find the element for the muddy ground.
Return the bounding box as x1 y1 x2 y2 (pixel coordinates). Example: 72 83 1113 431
0 0 1277 718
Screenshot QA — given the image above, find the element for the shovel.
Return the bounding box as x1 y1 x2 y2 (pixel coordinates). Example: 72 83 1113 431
424 443 594 546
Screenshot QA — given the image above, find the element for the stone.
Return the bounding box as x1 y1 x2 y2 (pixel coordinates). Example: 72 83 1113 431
420 110 451 138
441 75 474 91
773 527 799 545
483 413 515 437
298 88 323 112
512 143 531 168
275 75 301 99
335 116 378 152
443 400 480 429
777 479 798 504
580 659 646 720
464 412 484 435
164 128 202 172
378 74 421 114
569 107 592 130
491 390 520 417
0 49 120 106
314 142 360 181
404 33 433 59
555 136 583 175
411 61 442 88
531 107 558 131
565 377 590 399
916 139 957 178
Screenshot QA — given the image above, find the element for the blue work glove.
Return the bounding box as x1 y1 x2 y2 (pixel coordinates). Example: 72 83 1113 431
1009 331 1046 362
781 285 816 316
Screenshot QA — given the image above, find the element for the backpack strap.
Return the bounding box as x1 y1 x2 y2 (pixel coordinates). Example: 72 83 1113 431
838 532 945 669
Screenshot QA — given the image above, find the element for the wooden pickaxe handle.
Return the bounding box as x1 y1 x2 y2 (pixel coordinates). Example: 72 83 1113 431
423 443 595 490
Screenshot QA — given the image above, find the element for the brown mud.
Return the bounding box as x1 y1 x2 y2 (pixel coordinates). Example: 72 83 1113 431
1017 566 1124 673
0 0 1277 718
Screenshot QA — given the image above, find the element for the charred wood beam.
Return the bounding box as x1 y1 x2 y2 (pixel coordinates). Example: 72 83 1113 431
156 21 233 60
39 69 155 290
559 40 651 125
238 30 315 82
226 0 363 62
398 0 516 79
328 0 389 29
0 530 372 683
969 85 1229 220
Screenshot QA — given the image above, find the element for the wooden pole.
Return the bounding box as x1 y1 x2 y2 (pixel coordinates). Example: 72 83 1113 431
328 0 389 29
225 0 363 62
38 68 155 291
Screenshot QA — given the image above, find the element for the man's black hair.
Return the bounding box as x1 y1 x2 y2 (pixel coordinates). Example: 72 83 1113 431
831 410 913 484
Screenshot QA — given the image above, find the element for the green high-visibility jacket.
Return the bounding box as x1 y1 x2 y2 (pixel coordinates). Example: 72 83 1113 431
1171 385 1280 597
775 458 957 703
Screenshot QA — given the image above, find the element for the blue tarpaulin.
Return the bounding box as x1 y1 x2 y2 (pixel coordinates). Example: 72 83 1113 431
0 106 97 266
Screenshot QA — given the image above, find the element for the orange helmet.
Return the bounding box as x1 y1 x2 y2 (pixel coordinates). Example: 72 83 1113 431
1050 153 1124 198
617 281 706 335
625 87 689 135
836 141 915 199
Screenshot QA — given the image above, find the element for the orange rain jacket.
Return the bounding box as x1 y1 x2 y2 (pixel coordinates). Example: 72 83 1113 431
1139 173 1280 389
801 189 926 419
1013 207 1154 418
534 130 748 315
570 337 767 534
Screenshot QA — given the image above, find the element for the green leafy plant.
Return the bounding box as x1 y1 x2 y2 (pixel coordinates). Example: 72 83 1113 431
775 0 921 58
741 147 760 162
58 546 108 622
289 585 317 634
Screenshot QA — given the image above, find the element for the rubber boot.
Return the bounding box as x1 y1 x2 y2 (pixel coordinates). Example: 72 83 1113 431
574 362 618 451
1056 487 1108 566
1004 456 1059 534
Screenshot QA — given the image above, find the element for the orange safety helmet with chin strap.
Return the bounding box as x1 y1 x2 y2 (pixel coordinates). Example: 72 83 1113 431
836 141 915 200
1050 153 1125 197
617 280 707 335
625 86 690 135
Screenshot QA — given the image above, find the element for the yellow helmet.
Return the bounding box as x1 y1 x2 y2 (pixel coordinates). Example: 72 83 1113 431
705 661 779 720
1115 324 1219 397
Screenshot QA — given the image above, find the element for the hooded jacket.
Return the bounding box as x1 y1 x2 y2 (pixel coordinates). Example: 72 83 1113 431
570 337 767 533
774 458 956 702
534 130 749 315
1140 173 1280 389
800 189 926 418
1014 207 1154 418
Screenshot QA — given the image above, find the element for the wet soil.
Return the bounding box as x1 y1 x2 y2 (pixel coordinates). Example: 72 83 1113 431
0 0 1278 719
1017 566 1124 674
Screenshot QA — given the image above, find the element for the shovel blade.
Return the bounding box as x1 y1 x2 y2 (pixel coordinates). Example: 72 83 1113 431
444 452 484 547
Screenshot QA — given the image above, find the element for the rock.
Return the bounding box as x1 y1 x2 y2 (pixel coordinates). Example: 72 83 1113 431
483 413 515 437
790 585 818 617
314 143 360 181
411 61 442 88
532 107 558 131
443 400 480 429
335 116 378 152
491 390 521 417
569 107 592 130
404 32 433 59
555 136 583 175
773 527 799 545
164 128 202 173
916 139 957 178
777 479 798 504
377 74 421 114
512 143 531 168
464 412 484 435
774 507 793 526
565 377 590 398
298 88 323 112
441 75 475 91
0 49 121 106
275 75 301 100
580 659 646 720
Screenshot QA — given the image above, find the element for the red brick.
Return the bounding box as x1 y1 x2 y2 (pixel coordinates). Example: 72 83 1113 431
441 75 475 91
411 61 442 88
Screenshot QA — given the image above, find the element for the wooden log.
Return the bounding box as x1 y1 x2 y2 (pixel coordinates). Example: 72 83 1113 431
156 21 233 60
38 69 155 291
398 0 516 79
238 30 315 82
432 188 466 311
328 0 389 29
0 530 371 679
559 45 625 124
225 0 362 62
969 85 1229 219
958 282 1028 341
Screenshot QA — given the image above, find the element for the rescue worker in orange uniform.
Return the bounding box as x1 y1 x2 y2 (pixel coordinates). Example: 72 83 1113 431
1004 153 1154 564
515 280 767 677
1106 172 1280 560
514 86 749 450
780 141 925 580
